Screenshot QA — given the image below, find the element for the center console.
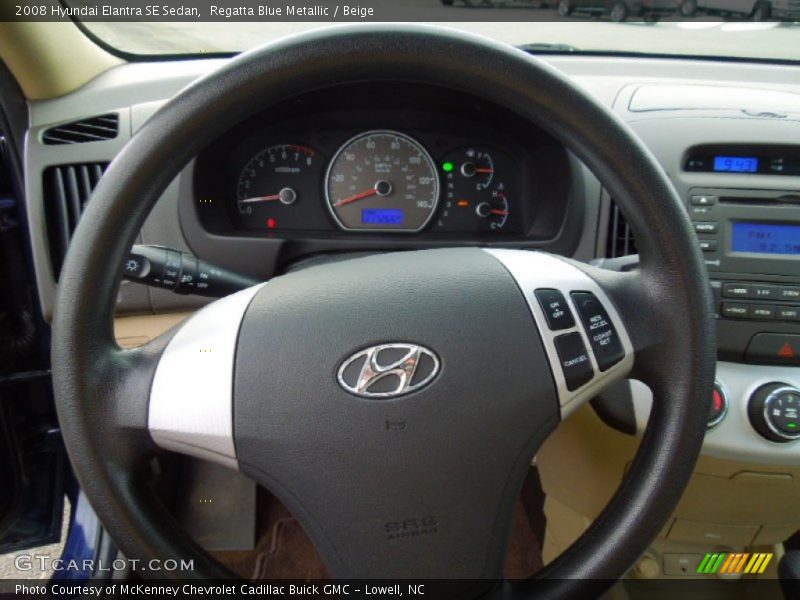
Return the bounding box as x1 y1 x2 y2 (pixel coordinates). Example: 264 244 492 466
682 146 800 451
684 184 800 366
598 127 800 459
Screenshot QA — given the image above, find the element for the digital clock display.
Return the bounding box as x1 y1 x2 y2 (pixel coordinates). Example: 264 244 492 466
732 222 800 255
713 156 759 173
361 208 404 225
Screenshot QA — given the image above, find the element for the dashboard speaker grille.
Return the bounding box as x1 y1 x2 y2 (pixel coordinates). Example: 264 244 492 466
606 200 638 258
42 114 119 145
43 163 108 280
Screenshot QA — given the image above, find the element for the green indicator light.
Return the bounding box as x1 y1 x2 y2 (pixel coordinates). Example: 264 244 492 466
443 162 454 173
788 423 797 429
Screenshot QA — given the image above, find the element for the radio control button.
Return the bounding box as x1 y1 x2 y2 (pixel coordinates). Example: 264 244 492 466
748 383 800 442
749 305 776 320
780 287 800 301
751 284 779 299
722 283 752 299
777 306 800 322
693 222 718 234
691 194 717 206
721 303 749 319
699 240 718 252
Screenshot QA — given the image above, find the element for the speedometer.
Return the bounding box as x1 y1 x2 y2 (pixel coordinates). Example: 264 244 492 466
325 131 439 232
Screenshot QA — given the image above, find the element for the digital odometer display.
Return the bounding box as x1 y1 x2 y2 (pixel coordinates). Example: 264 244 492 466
713 156 759 173
732 222 800 255
362 208 404 225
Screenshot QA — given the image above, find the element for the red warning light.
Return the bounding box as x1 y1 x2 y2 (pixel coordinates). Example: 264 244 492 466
267 218 277 229
712 389 723 412
778 343 796 359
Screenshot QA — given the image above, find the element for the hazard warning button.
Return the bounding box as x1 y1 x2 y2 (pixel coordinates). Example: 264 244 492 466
745 334 800 365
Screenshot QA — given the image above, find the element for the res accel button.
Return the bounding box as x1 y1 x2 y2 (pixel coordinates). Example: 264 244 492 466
571 292 625 371
534 289 576 331
554 332 594 392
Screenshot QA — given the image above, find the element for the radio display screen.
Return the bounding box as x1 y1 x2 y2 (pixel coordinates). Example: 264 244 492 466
732 222 800 255
713 156 759 173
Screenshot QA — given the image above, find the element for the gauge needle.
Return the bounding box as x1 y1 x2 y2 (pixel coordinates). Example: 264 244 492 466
334 188 379 208
490 209 509 216
239 194 281 204
240 187 297 205
475 168 495 174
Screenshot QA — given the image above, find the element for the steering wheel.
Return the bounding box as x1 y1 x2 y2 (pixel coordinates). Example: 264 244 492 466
52 24 715 598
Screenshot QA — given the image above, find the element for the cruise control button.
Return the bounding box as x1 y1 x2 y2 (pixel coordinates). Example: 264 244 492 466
554 332 594 391
721 302 749 319
534 289 575 331
571 292 625 372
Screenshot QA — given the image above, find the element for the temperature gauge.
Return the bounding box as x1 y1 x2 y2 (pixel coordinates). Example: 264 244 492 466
475 183 510 230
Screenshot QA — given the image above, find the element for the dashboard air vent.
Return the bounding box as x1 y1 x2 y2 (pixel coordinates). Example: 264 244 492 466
43 163 108 279
42 114 119 145
606 200 638 258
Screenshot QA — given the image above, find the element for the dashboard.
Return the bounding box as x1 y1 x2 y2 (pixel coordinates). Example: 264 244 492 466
16 49 800 553
193 83 572 244
21 54 800 472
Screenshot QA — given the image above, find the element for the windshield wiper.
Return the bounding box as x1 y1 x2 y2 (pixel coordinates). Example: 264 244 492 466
518 42 580 54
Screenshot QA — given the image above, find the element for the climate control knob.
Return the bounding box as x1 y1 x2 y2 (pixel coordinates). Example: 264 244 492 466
748 383 800 443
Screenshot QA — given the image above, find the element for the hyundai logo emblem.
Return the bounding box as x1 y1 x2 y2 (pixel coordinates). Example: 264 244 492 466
337 343 440 399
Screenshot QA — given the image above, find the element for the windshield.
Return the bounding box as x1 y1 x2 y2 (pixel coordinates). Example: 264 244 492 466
68 2 800 62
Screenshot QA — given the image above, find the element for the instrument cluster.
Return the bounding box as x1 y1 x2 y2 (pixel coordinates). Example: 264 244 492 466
229 130 521 236
193 83 571 243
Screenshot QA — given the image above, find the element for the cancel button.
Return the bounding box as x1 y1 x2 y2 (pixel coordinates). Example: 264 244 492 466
554 332 594 392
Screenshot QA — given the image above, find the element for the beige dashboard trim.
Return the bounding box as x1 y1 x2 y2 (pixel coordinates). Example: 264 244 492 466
538 404 800 553
0 21 121 100
114 312 192 348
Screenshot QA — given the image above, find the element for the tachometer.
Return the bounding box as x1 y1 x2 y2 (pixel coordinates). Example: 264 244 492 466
325 131 439 232
235 144 320 232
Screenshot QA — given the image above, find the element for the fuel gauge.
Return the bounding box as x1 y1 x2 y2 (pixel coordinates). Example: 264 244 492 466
459 149 495 190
